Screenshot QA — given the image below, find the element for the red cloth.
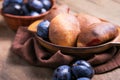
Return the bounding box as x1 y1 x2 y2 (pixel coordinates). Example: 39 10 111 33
11 27 120 74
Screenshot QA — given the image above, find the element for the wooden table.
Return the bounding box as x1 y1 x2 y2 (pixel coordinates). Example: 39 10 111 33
0 0 120 80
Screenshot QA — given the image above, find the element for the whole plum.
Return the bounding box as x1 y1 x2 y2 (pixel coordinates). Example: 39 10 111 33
37 20 50 39
3 3 25 15
52 65 72 80
72 61 94 79
77 77 90 80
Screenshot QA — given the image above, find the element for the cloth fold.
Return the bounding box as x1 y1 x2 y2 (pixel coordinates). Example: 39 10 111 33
11 27 120 74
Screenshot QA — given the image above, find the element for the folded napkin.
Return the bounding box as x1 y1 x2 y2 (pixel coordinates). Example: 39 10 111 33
11 27 120 74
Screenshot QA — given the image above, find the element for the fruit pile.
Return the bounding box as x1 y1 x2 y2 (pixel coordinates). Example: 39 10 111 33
52 60 94 80
2 0 52 16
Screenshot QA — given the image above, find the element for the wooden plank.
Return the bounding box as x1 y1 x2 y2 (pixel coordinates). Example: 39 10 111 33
57 0 120 25
0 0 120 80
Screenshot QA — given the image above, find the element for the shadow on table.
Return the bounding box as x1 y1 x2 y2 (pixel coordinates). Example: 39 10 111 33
6 50 54 80
6 50 31 66
0 19 15 41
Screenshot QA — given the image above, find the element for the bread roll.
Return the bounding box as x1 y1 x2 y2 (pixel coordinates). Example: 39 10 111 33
45 5 70 21
49 13 80 47
76 13 101 30
77 22 118 47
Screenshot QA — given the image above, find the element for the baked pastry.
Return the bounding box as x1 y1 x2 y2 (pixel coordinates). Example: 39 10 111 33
45 5 69 21
77 22 118 47
28 20 43 32
76 13 101 30
49 13 80 47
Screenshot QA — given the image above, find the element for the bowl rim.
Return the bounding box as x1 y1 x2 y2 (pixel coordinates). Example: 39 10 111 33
0 0 56 19
35 33 112 49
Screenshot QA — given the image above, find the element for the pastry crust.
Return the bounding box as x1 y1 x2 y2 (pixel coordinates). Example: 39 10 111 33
49 13 80 47
77 22 118 47
45 5 70 21
76 13 101 30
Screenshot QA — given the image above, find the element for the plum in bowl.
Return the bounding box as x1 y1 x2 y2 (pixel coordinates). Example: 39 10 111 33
1 0 55 31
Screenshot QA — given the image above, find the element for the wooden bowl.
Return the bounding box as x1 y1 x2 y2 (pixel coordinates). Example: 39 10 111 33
0 0 55 31
35 27 120 58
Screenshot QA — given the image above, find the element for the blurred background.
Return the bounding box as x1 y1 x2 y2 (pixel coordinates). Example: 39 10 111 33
57 0 120 25
0 0 120 80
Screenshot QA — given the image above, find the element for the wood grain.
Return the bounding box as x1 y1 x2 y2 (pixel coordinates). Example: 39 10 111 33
0 0 120 80
57 0 120 25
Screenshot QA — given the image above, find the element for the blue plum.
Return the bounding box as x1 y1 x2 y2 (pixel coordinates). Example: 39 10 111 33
2 3 24 15
41 0 52 10
29 11 40 16
3 0 10 7
10 0 23 4
28 0 43 12
3 0 23 8
77 77 90 80
73 60 91 68
52 65 72 80
71 64 94 79
37 20 50 39
21 4 30 15
41 8 47 13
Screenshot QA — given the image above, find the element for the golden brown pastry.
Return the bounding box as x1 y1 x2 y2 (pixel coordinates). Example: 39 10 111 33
77 22 118 47
28 20 43 32
76 13 101 30
49 13 80 47
45 5 70 21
